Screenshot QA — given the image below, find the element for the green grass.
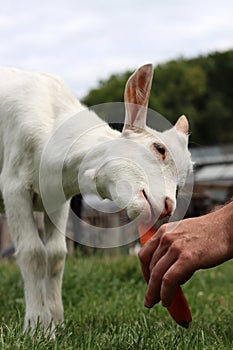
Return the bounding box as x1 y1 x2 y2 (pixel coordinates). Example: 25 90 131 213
1 254 233 349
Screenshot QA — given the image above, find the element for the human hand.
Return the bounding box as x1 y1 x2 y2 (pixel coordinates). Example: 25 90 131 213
138 202 233 308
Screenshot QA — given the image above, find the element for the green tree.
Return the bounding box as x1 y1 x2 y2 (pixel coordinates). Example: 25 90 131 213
82 50 233 146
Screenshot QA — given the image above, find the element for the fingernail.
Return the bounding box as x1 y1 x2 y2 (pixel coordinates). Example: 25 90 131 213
161 296 173 308
161 300 168 307
144 297 152 308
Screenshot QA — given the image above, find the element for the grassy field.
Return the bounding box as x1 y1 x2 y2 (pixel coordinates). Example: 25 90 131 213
0 254 233 350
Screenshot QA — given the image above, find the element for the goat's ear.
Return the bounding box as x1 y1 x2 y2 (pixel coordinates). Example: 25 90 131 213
175 115 189 135
123 64 153 131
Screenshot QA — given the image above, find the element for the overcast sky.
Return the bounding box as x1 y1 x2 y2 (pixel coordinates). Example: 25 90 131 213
1 0 232 98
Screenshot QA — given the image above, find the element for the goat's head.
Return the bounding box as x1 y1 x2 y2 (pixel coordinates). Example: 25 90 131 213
83 64 193 224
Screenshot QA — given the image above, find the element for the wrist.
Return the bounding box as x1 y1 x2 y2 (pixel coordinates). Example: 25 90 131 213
217 201 233 259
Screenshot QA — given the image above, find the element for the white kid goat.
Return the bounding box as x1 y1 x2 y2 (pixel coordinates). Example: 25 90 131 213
0 64 193 334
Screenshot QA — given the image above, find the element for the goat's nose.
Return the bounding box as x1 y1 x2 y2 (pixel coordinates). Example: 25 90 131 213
159 197 173 219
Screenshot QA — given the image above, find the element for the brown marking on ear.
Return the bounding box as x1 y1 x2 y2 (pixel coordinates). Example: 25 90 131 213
125 64 153 106
175 115 189 135
124 64 153 128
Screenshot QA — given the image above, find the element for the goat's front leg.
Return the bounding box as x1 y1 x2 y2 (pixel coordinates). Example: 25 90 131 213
3 184 51 333
44 204 69 324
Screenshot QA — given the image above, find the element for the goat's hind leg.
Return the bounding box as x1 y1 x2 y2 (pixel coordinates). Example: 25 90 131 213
3 185 52 334
44 204 69 324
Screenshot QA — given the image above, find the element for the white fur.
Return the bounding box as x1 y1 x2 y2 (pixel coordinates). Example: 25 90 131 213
0 65 193 335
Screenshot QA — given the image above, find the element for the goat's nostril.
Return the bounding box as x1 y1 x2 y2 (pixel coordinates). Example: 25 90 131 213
164 197 172 216
142 189 148 200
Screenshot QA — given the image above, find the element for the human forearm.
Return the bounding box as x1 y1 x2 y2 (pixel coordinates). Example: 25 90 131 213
212 200 233 261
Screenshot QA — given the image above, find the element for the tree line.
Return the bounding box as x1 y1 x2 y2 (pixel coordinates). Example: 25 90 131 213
82 50 233 146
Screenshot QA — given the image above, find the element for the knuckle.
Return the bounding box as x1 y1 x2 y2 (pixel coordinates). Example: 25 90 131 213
169 241 181 255
180 250 193 263
162 273 173 288
137 249 143 260
159 223 168 234
160 232 172 246
138 249 147 263
150 268 158 280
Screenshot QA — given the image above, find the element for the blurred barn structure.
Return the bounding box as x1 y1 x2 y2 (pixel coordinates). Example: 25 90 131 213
1 144 233 257
189 144 233 216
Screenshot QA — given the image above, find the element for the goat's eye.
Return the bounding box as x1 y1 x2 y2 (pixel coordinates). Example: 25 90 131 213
153 143 166 157
176 186 179 199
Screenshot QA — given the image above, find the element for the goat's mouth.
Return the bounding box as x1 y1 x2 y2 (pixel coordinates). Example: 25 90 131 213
141 189 158 223
141 189 168 223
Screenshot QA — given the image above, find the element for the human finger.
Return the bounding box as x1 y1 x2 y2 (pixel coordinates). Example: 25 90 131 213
144 251 177 308
138 234 161 283
160 261 194 307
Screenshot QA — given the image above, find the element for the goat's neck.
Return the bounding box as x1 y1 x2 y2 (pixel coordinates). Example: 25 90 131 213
59 121 120 200
37 107 120 203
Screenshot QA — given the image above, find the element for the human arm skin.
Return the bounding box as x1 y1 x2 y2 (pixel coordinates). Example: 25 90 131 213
138 201 233 308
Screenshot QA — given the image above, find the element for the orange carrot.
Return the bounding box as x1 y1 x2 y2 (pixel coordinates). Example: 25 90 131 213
138 223 192 328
